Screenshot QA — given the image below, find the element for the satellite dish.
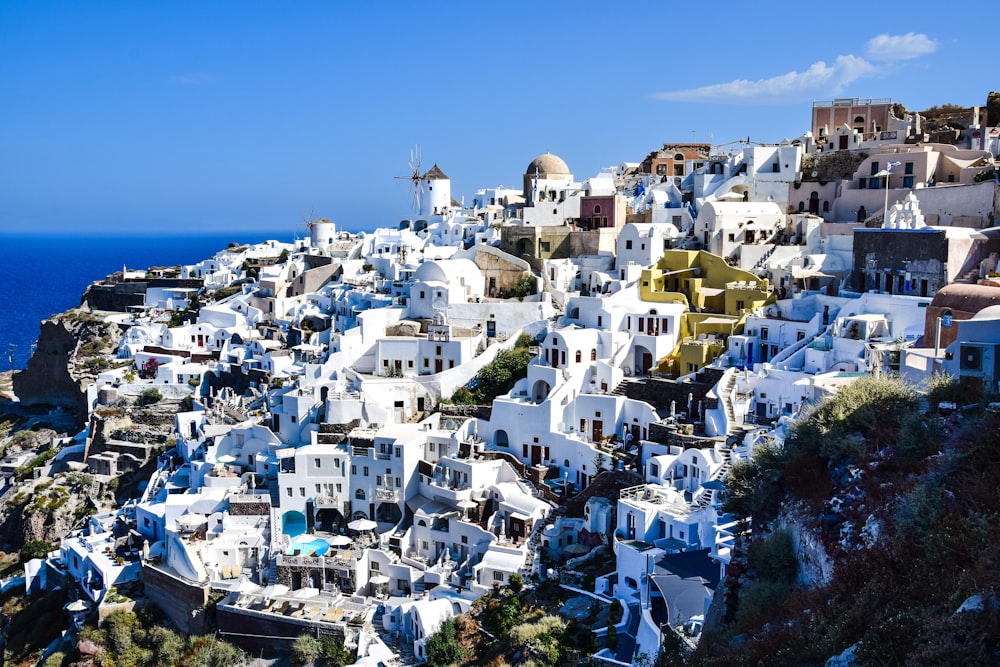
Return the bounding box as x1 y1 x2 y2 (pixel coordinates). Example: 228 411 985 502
811 171 819 178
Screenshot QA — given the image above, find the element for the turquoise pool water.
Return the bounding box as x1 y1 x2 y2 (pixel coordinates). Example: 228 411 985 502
287 536 330 556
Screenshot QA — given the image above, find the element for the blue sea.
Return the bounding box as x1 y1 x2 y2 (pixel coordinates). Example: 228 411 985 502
1 231 288 370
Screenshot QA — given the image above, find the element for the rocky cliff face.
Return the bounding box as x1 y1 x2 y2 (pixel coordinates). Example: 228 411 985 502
12 309 125 420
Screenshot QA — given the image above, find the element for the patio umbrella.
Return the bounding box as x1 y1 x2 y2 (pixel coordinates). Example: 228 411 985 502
368 574 390 585
348 518 377 531
293 587 320 598
259 583 289 598
229 576 261 593
328 535 352 546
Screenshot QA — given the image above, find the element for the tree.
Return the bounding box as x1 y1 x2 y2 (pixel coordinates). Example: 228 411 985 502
508 572 524 593
19 540 53 562
425 617 464 667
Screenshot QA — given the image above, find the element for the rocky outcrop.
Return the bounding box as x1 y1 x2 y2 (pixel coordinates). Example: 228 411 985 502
12 310 125 420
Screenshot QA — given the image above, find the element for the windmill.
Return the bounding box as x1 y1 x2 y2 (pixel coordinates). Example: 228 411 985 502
395 145 425 213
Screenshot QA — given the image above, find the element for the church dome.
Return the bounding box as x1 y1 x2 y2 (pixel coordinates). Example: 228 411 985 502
525 152 570 177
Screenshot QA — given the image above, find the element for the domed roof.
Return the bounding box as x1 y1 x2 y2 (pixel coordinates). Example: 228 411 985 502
930 283 1000 314
525 152 570 177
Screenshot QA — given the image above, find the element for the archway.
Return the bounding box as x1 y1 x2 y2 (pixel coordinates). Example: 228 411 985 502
282 511 306 538
634 345 654 375
495 430 509 449
517 238 534 257
531 380 551 403
316 508 344 533
376 502 402 524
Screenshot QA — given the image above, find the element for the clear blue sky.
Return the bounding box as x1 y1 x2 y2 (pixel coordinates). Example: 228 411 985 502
0 1 985 237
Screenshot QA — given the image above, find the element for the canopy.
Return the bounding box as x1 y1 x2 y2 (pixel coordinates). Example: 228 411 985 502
368 574 390 585
328 535 353 546
259 584 289 597
293 587 320 598
348 518 378 531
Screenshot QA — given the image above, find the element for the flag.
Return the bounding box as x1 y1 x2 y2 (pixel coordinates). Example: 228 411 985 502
888 161 902 169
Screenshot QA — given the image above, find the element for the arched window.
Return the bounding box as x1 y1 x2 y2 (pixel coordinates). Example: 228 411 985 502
591 348 597 361
674 153 684 161
593 204 602 214
854 115 865 124
355 489 365 500
822 201 830 212
575 350 582 363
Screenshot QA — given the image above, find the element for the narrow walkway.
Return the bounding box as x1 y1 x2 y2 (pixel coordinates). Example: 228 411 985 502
615 602 642 663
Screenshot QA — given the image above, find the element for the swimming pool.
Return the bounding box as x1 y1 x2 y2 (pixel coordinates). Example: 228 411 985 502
287 535 330 556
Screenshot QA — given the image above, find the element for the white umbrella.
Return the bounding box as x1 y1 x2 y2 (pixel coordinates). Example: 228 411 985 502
348 518 377 531
328 535 352 546
65 599 90 613
293 587 320 598
260 583 289 597
368 574 390 585
229 576 261 593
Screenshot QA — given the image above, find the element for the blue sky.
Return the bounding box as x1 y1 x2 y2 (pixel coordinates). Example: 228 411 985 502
0 1 985 237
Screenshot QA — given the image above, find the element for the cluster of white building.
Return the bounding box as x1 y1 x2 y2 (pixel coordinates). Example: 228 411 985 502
32 95 1000 663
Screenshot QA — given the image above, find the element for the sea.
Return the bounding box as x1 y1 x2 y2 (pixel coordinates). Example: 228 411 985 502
1 231 288 371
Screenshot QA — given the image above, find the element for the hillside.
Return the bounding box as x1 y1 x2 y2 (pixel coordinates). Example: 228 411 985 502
690 376 1000 666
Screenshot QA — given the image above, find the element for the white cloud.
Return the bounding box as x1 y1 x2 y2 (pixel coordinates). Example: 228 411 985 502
652 55 875 104
171 72 216 85
866 33 937 61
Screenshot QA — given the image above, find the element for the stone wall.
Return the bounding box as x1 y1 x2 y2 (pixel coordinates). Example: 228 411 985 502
216 605 344 655
142 563 211 635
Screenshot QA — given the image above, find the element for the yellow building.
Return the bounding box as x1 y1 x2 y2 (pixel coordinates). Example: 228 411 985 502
639 250 775 375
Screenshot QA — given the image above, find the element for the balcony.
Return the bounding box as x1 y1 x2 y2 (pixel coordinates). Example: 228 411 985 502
374 487 399 503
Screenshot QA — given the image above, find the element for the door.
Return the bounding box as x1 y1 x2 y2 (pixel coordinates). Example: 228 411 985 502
531 445 542 466
641 352 653 374
839 135 848 149
755 402 768 420
486 320 496 338
592 420 603 442
551 347 559 367
435 359 443 373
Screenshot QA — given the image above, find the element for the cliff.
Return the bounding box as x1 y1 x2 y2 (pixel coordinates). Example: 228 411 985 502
691 376 1000 666
12 308 126 421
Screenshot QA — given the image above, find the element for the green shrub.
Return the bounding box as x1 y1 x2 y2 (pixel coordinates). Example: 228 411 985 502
749 529 798 584
426 617 464 667
291 634 320 666
608 598 623 624
20 540 54 562
139 387 163 406
508 572 524 593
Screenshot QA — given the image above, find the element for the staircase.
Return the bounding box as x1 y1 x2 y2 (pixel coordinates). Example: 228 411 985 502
719 371 738 435
693 446 734 509
753 243 779 271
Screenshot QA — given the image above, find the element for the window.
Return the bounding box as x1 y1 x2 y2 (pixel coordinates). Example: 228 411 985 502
299 487 305 497
656 164 666 175
286 488 292 497
760 327 769 340
407 360 413 368
396 477 401 487
351 465 357 474
355 489 365 499
540 241 550 252
594 204 602 214
423 358 428 367
625 239 632 249
461 535 468 544
419 291 425 299
363 466 369 476
591 348 597 361
870 177 881 189
435 345 442 355
449 360 454 369
596 315 602 326
904 162 914 175
314 458 321 468
493 571 504 582
903 176 914 188
430 442 435 452
797 330 805 341
859 179 867 190
336 483 342 493
315 484 321 493
575 351 582 363
736 300 745 310
871 161 879 176
376 476 382 485
395 447 401 458
371 561 379 571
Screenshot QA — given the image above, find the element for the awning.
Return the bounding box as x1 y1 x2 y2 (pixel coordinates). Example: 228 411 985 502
697 317 737 327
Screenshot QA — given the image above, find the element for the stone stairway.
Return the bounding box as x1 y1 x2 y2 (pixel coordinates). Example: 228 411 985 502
719 371 738 435
693 446 734 509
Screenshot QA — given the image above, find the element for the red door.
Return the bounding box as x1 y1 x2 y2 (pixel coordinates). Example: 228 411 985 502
592 420 603 442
